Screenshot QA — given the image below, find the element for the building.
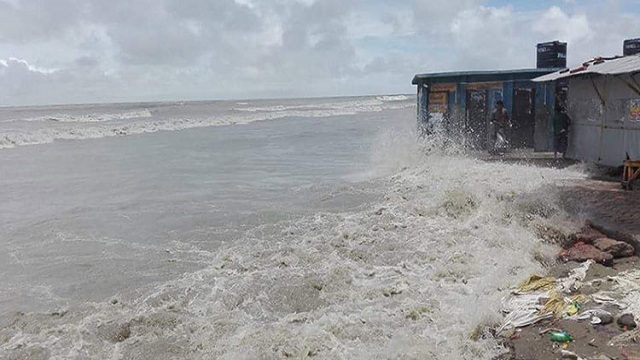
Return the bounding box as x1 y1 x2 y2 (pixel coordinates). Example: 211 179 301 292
534 55 640 167
412 68 562 151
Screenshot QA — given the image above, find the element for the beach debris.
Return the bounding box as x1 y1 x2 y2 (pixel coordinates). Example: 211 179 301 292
543 294 569 318
592 294 627 309
514 275 556 294
498 263 593 333
618 313 637 330
558 260 593 294
559 242 613 265
497 293 554 333
540 327 564 335
550 331 574 343
594 237 635 258
567 302 581 316
542 293 589 318
573 309 614 325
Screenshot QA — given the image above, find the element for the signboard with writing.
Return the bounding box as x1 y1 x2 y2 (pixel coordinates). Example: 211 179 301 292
467 82 503 91
631 99 640 121
431 83 456 92
429 92 448 114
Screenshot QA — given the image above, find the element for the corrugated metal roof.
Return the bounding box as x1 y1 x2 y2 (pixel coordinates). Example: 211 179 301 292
533 54 640 82
412 68 559 85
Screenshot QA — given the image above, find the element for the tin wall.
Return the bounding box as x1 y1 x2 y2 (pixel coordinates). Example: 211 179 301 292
567 74 640 166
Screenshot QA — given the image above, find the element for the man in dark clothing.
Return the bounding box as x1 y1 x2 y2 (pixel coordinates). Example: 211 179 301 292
490 100 511 153
553 105 571 159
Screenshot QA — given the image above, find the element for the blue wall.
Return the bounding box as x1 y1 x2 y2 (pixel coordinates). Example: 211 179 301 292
416 78 555 150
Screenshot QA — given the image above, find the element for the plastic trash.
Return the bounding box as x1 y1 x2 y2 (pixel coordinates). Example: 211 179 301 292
498 263 593 334
567 302 581 316
515 275 556 294
572 309 614 325
550 331 574 343
543 293 589 319
557 260 593 294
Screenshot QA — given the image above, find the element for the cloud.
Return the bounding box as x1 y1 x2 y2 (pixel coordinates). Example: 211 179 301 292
413 0 483 33
0 0 640 106
0 57 116 106
533 6 592 44
0 58 60 103
450 6 520 69
0 0 85 43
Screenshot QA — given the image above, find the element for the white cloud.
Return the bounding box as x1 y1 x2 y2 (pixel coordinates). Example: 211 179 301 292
447 5 537 70
533 6 592 44
5 57 57 74
0 0 639 105
414 0 484 32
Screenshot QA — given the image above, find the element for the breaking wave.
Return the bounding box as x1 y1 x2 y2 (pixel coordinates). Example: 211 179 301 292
0 97 415 149
233 97 413 113
376 95 409 102
17 109 153 123
0 133 587 359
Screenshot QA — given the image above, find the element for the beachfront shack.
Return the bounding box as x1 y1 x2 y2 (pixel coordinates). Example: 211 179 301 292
533 55 640 167
412 68 561 151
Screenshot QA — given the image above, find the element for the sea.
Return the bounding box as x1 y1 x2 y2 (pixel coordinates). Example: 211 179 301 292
0 95 587 359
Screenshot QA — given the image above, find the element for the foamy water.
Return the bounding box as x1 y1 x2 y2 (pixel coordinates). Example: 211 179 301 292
0 98 587 359
0 96 414 149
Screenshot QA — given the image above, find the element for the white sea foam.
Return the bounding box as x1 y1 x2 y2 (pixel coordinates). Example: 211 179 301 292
233 97 413 113
16 109 153 123
376 95 410 102
0 98 415 149
0 134 587 359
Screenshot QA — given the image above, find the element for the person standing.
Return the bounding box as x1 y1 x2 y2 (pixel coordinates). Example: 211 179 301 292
490 100 511 153
553 105 571 159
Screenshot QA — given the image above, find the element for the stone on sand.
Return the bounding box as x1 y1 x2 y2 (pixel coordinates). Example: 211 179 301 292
593 237 635 258
570 227 607 245
559 242 613 265
617 313 637 330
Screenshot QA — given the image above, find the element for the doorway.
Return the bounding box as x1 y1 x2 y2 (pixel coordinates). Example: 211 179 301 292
466 90 488 149
512 88 536 148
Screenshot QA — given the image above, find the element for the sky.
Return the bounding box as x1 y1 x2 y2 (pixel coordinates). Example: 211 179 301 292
0 0 639 106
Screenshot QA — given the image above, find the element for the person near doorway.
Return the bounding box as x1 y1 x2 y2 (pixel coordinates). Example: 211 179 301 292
553 105 571 159
490 100 511 153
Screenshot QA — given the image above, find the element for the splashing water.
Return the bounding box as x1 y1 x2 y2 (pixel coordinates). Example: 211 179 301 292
0 126 588 360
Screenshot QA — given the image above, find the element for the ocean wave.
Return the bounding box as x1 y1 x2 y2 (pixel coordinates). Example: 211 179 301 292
234 97 414 113
376 95 410 102
17 109 153 123
0 142 587 359
0 101 415 149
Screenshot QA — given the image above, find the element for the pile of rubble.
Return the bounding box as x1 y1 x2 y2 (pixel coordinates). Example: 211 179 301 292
559 226 636 266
